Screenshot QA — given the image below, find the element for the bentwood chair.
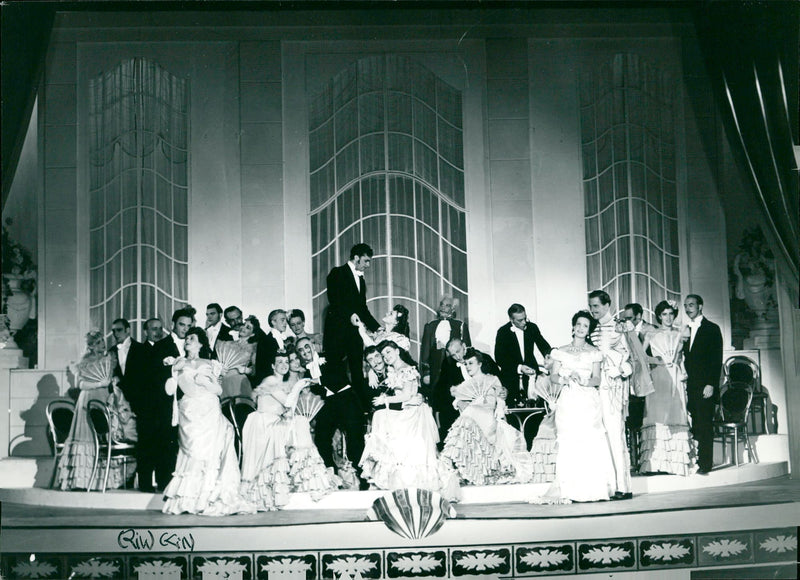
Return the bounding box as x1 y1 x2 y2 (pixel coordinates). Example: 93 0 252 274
46 399 75 488
723 355 769 434
714 383 759 467
87 400 136 492
221 396 256 465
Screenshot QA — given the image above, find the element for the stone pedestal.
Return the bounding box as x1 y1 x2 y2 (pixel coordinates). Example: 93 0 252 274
0 348 27 459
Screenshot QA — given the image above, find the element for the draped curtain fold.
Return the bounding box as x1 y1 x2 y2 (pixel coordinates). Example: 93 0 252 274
693 2 799 284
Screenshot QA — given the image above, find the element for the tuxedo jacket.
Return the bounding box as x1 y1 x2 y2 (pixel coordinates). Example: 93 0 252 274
251 330 277 388
323 264 379 352
138 335 182 419
218 324 234 342
110 339 148 414
431 355 467 411
419 318 471 385
494 322 552 391
683 317 723 399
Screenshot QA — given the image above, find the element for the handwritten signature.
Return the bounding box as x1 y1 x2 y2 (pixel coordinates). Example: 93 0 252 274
117 529 195 551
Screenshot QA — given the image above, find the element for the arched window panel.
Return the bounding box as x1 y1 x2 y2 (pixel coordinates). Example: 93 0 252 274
437 118 463 170
89 58 189 339
310 54 468 349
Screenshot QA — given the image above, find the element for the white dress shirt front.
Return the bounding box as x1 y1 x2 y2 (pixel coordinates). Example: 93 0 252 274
117 336 131 375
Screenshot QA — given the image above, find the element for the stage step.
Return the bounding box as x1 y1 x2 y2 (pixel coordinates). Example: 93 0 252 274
0 461 788 512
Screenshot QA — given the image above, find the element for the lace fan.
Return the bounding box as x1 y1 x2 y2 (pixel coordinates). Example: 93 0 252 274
529 373 562 408
214 340 251 374
79 357 115 385
451 378 495 402
294 389 324 420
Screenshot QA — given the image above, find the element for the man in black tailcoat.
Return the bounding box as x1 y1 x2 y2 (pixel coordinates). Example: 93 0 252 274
494 303 552 406
682 294 723 475
323 243 381 402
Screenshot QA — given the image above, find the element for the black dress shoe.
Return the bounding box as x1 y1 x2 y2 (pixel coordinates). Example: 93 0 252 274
610 492 633 501
696 468 710 475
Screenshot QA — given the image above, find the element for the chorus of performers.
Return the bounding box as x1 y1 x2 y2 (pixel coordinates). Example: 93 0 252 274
54 242 724 512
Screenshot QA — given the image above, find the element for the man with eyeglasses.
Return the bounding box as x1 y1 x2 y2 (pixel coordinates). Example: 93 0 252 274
109 318 147 404
109 318 148 484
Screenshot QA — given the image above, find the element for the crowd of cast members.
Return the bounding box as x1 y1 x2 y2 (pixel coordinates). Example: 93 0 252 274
54 243 723 513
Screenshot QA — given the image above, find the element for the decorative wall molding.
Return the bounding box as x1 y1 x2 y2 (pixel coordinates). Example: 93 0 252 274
2 526 795 578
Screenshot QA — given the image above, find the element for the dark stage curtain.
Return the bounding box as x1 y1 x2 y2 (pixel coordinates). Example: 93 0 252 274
693 1 799 283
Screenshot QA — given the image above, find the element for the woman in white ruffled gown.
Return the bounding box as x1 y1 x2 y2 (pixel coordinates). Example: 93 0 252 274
240 351 338 511
56 331 136 491
638 300 695 476
441 348 533 485
162 327 255 515
532 311 615 504
359 340 458 498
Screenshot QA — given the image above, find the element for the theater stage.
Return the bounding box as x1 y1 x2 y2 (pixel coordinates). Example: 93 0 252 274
1 462 798 579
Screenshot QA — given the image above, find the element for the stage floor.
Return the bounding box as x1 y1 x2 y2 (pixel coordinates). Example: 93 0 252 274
2 468 799 578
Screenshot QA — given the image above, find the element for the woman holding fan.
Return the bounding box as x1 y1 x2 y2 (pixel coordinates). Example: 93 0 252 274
240 350 338 511
161 327 254 515
56 330 136 491
441 348 533 485
638 300 695 476
217 315 258 399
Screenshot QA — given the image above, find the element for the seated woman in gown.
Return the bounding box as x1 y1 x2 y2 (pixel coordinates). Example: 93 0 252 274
218 315 258 399
162 327 255 515
638 300 696 476
240 350 339 511
441 348 533 485
57 330 137 491
359 340 459 499
531 311 615 504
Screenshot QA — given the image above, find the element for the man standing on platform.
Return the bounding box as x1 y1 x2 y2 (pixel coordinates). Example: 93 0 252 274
109 318 148 432
682 294 723 475
588 290 633 500
494 303 551 407
323 243 381 400
142 307 192 492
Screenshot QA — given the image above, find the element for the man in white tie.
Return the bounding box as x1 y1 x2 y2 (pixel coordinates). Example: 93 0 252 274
110 318 148 408
419 295 471 390
223 306 243 336
143 318 165 347
494 303 552 407
588 290 633 500
682 294 723 474
142 307 193 491
204 303 230 352
257 309 290 373
323 243 381 402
